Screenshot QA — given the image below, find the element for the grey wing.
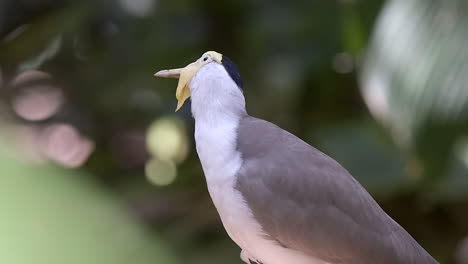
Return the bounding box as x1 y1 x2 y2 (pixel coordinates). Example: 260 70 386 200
235 116 438 264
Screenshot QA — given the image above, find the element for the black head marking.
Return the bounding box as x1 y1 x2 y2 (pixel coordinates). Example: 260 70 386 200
222 55 244 90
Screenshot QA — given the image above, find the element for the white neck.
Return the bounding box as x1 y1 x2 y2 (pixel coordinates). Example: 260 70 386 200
189 62 246 186
190 63 246 122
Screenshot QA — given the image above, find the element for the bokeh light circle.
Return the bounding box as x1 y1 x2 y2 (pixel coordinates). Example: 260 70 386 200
146 117 189 164
145 157 177 186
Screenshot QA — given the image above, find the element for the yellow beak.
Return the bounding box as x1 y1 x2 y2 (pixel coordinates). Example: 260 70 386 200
154 51 223 111
154 62 198 111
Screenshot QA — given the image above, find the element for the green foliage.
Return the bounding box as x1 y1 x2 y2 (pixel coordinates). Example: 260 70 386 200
362 0 468 183
0 141 178 264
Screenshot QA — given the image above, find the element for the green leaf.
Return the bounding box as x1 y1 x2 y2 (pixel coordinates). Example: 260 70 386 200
0 141 179 264
361 0 468 181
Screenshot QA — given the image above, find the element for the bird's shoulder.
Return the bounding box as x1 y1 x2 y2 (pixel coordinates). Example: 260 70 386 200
236 115 352 182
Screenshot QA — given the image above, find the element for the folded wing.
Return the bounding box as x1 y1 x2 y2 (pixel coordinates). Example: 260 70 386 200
235 116 438 264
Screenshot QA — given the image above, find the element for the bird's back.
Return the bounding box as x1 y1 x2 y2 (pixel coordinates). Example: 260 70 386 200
235 116 438 264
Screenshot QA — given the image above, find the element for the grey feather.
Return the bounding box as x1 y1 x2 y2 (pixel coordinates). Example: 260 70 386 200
235 116 438 264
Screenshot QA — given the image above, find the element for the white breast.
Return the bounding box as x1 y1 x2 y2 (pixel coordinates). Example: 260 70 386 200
194 115 250 246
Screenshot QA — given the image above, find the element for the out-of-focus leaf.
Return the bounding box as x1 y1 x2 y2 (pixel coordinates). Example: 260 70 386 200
341 4 365 54
430 139 468 201
0 139 179 264
430 159 468 201
0 3 90 68
361 0 468 181
312 120 406 197
18 36 62 71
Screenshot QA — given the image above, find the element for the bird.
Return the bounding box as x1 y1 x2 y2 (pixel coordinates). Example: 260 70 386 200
154 51 439 264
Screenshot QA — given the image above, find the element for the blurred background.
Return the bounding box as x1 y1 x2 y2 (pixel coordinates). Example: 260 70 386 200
0 0 467 263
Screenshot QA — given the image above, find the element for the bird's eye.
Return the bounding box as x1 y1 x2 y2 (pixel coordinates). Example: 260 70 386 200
203 57 208 61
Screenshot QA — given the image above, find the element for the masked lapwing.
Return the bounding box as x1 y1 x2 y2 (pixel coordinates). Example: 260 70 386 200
154 51 438 264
